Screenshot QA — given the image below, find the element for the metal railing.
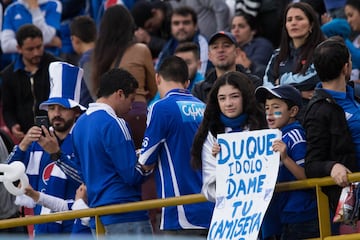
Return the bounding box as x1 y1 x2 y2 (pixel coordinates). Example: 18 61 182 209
2 173 360 239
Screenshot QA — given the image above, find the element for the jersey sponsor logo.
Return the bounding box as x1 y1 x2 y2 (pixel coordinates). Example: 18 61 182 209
42 162 55 186
14 14 22 20
177 101 205 122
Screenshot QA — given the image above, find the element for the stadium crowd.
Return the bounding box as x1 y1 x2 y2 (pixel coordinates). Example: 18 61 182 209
0 0 360 239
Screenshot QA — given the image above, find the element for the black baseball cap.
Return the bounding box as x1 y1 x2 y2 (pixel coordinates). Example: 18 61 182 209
208 31 237 46
255 85 303 107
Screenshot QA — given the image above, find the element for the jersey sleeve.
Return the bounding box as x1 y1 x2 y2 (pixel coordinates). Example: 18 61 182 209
138 104 167 166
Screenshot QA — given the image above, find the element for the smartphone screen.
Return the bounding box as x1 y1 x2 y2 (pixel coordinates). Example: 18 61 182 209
35 116 49 129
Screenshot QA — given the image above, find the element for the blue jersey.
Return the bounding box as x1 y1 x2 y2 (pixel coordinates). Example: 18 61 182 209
7 131 81 234
277 121 318 223
138 89 214 230
262 121 317 238
1 0 62 55
72 103 148 229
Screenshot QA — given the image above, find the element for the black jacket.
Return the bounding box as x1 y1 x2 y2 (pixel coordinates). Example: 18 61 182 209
1 52 60 134
303 88 359 211
191 64 262 103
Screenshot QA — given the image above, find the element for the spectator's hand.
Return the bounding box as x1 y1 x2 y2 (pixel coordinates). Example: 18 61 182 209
275 78 280 85
134 28 151 44
321 13 332 25
236 49 252 69
45 36 62 48
212 142 221 157
301 90 314 100
24 184 40 202
18 126 42 151
272 139 287 161
37 126 60 154
75 184 87 203
331 163 351 187
11 124 25 141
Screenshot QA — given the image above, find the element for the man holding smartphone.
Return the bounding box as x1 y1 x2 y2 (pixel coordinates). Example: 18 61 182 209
7 61 87 235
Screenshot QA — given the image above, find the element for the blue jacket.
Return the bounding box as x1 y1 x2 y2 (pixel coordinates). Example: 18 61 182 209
242 36 273 78
263 45 320 92
72 103 148 229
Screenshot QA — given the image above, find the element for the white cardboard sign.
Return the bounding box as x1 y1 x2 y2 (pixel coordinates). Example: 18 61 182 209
208 129 282 240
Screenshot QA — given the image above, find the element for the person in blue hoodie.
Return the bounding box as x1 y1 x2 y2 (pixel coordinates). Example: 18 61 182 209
321 18 360 81
255 84 319 240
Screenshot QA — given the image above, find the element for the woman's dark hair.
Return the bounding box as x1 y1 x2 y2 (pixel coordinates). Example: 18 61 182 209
191 71 267 169
275 2 325 77
232 10 261 37
91 5 136 97
346 0 360 11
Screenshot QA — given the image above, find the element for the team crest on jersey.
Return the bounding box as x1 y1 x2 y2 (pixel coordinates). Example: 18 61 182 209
177 101 205 122
42 162 56 185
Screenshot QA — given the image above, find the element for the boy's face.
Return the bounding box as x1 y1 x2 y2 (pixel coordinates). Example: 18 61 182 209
265 98 296 129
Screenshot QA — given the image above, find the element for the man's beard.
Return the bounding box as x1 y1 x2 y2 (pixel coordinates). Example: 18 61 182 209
216 62 233 72
51 118 74 132
29 56 41 65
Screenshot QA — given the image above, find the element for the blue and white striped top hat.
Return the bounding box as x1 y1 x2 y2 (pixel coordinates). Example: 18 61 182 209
39 61 86 111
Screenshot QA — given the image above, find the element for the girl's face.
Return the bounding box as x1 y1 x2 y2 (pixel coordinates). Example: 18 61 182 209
345 5 360 32
285 8 312 43
217 84 243 118
265 98 294 129
231 16 254 46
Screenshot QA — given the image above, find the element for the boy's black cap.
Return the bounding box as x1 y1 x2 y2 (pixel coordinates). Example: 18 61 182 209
255 85 303 107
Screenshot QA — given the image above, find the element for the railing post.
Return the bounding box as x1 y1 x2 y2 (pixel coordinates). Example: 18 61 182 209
316 185 332 238
95 215 105 239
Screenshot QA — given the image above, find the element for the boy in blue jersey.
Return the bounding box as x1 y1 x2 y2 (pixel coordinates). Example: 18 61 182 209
255 84 319 239
137 56 214 236
72 68 152 236
7 61 86 235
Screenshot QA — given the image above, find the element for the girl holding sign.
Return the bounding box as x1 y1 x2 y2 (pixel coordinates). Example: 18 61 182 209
191 71 267 202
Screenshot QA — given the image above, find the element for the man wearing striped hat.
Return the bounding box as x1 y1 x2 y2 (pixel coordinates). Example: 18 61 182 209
7 61 87 235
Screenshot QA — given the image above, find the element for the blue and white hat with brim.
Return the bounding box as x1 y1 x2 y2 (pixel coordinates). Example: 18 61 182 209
39 61 86 111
